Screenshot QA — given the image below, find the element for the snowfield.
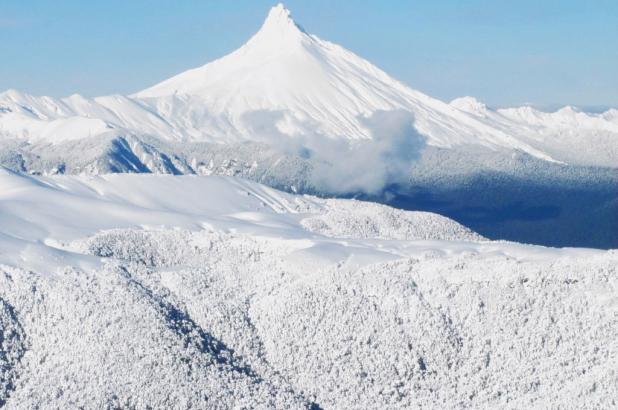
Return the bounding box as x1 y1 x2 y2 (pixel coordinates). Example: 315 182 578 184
0 168 616 409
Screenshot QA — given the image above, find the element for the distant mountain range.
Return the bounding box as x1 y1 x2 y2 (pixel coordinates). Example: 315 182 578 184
0 4 616 248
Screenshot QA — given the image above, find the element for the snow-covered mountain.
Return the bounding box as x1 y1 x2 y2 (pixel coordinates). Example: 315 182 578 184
450 97 618 167
1 4 616 167
1 4 616 249
0 6 616 405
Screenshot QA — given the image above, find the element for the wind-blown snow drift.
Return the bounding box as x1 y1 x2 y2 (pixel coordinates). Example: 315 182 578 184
0 168 616 408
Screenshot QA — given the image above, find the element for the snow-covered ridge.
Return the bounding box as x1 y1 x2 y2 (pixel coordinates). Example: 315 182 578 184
0 169 616 408
301 198 483 242
1 4 616 167
448 96 618 167
2 167 604 275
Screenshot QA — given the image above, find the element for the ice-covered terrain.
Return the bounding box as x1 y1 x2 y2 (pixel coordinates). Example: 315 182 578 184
0 167 616 409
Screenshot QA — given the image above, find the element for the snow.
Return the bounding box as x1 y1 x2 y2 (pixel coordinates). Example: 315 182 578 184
449 96 488 116
0 5 616 405
0 168 616 408
448 100 618 167
300 198 484 241
1 5 616 168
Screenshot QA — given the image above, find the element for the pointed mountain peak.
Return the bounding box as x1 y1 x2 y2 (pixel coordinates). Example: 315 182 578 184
267 3 292 21
256 3 305 38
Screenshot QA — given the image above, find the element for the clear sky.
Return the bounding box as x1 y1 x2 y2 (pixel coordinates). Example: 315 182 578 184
1 0 616 109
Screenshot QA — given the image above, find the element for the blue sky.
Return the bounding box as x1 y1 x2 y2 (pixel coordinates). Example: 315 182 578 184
1 0 616 108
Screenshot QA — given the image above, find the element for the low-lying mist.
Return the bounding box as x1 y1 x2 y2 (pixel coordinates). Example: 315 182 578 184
242 109 426 195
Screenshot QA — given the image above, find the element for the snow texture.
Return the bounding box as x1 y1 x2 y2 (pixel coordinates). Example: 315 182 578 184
0 3 616 186
0 4 616 249
0 4 616 407
300 198 484 241
0 169 616 408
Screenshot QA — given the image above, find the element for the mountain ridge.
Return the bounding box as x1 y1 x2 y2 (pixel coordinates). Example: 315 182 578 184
1 4 616 168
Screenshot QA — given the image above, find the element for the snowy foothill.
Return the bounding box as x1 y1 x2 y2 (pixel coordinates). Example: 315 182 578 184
0 168 616 408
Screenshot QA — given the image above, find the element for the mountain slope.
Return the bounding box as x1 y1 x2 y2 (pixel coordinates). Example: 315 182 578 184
450 97 618 167
0 169 616 408
1 4 616 167
133 4 555 159
1 4 616 249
